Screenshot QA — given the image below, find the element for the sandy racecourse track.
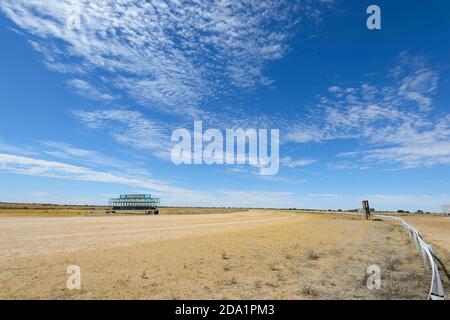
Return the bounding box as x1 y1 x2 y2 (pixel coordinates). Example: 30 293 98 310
0 210 435 299
0 210 291 260
401 215 450 251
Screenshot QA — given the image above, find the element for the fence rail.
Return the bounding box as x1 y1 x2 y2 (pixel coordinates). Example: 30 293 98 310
312 211 445 300
374 214 445 300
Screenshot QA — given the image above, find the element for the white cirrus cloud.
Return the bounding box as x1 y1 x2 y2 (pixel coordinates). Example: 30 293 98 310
281 156 317 168
39 141 148 174
1 0 333 117
0 152 304 207
286 52 449 169
0 153 182 194
72 109 172 160
67 79 117 101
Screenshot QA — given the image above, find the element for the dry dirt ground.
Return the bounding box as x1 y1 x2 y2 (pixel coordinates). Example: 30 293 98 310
401 215 450 251
0 205 243 217
401 215 450 294
0 210 434 299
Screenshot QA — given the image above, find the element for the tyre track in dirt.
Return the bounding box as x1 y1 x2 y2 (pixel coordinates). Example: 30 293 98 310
0 210 298 260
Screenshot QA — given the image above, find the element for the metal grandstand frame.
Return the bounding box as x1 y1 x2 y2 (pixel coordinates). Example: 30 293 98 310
109 194 160 214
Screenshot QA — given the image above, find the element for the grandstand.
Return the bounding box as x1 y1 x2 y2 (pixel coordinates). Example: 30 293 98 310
109 194 160 215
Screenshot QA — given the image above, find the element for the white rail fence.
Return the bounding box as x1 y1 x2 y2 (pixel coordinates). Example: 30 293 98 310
375 214 445 300
314 211 445 299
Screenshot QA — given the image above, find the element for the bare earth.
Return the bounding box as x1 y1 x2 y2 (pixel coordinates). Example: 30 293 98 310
0 206 244 217
401 216 450 251
0 210 434 299
401 215 450 294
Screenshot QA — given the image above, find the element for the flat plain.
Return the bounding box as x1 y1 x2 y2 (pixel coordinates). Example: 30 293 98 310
1 207 443 299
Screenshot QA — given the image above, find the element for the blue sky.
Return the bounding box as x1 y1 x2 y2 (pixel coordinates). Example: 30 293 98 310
0 0 449 211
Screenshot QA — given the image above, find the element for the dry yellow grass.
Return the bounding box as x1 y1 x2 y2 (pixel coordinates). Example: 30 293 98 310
0 206 246 217
0 211 432 299
401 215 450 251
400 215 450 296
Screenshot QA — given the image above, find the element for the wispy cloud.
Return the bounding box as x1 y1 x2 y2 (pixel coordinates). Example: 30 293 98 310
0 0 332 118
281 156 317 168
72 109 172 160
40 141 146 173
67 79 116 101
0 139 37 156
0 152 303 207
393 51 439 112
286 52 449 169
0 153 181 194
73 108 286 175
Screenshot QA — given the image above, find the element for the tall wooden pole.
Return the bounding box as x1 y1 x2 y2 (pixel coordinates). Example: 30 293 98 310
362 200 371 220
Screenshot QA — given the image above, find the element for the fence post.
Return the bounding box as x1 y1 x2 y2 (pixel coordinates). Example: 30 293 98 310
362 200 371 220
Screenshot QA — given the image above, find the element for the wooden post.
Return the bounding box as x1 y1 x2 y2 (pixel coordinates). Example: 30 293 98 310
362 200 371 220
